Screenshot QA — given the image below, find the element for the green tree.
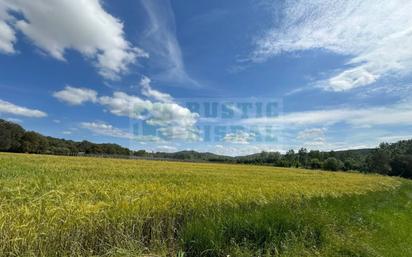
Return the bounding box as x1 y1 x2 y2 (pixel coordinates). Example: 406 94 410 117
323 157 341 171
298 148 309 168
366 145 392 175
390 155 412 178
0 120 25 151
309 158 322 169
20 132 48 153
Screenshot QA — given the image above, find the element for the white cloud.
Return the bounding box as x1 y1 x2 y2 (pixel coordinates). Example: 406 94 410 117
254 0 412 91
99 91 200 141
326 67 378 92
53 77 201 141
80 121 134 139
99 92 152 120
81 121 164 142
0 2 15 53
139 0 198 86
157 125 200 141
223 131 256 144
155 145 177 153
297 128 327 147
242 100 412 128
211 144 282 157
53 86 97 105
97 79 199 141
297 128 326 140
356 84 412 99
140 76 173 103
0 99 47 118
0 0 148 79
377 135 412 143
5 117 22 123
146 102 198 127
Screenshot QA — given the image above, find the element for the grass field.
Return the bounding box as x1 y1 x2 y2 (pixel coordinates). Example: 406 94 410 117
0 153 411 257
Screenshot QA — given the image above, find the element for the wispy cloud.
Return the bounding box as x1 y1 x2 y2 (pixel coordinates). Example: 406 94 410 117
297 128 327 147
154 145 178 153
253 0 412 92
139 0 198 87
212 144 282 156
242 100 412 128
223 131 256 144
0 1 16 54
0 99 46 118
297 128 326 141
80 121 134 139
80 121 167 143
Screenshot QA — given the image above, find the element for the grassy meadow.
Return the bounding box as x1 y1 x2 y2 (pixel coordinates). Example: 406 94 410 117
0 153 411 257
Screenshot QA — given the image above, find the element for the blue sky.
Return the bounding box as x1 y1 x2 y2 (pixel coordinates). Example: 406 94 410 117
1 0 412 156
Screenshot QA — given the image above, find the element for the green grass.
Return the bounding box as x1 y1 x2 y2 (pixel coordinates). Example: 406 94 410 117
0 153 410 256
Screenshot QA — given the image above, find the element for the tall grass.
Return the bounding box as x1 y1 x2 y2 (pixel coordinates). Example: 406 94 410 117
0 153 408 256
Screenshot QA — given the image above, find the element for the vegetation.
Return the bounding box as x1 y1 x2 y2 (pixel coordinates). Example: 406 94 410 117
0 119 131 156
0 153 410 257
1 119 412 178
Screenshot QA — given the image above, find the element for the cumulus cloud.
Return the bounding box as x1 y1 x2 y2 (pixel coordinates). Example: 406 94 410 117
253 0 412 91
99 77 200 141
0 99 47 118
99 91 200 141
223 131 256 144
99 92 152 120
140 76 173 103
0 0 148 79
55 77 200 141
53 86 98 105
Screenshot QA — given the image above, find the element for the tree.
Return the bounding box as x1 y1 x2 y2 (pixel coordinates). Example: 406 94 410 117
20 132 48 153
134 150 148 157
298 148 309 168
0 120 25 151
390 155 412 178
309 158 322 169
284 150 297 167
366 147 392 175
323 157 341 171
343 158 357 171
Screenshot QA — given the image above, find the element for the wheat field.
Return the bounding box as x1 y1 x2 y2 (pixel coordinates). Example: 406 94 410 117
0 153 409 257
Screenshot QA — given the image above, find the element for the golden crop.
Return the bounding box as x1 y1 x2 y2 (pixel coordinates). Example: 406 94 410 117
0 153 401 256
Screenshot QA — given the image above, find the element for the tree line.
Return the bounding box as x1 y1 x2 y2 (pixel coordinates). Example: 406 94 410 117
1 119 411 178
0 119 131 156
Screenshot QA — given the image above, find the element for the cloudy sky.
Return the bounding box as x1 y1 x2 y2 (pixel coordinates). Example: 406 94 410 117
1 0 412 156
